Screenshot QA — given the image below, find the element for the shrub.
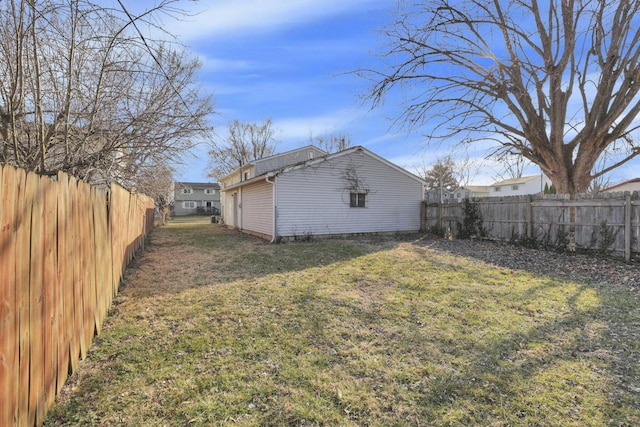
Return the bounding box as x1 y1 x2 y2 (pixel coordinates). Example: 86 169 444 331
457 199 486 239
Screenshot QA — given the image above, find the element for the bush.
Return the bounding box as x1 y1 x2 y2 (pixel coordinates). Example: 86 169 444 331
457 199 485 239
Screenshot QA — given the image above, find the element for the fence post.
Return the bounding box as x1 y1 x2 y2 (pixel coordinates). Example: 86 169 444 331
142 212 146 252
526 195 533 240
438 201 443 231
625 193 632 263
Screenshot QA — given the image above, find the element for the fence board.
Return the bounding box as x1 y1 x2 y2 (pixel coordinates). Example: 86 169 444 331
56 172 71 394
0 165 18 426
81 180 96 358
110 184 124 292
15 167 29 427
93 186 109 334
42 176 59 414
0 165 7 427
127 193 136 264
27 173 45 426
69 176 82 372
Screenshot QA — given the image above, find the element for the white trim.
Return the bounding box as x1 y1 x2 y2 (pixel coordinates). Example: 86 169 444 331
265 175 277 242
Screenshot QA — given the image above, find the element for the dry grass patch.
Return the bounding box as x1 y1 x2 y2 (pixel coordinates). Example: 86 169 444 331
44 219 640 426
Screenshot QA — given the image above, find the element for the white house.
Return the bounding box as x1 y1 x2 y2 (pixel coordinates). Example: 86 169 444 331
603 178 640 193
489 175 550 197
453 185 491 202
219 146 426 241
173 182 221 216
425 189 454 203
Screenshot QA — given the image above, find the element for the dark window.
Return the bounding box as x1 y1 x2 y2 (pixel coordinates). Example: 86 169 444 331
350 192 366 208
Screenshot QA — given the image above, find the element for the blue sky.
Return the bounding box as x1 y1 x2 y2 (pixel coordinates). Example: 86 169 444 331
132 0 639 186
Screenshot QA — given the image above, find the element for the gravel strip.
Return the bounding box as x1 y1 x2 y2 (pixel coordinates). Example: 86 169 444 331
415 237 639 290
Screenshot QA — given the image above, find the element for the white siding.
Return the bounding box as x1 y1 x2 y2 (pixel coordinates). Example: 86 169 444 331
491 175 550 196
275 151 423 237
495 179 541 196
603 180 640 193
241 180 273 237
220 171 241 225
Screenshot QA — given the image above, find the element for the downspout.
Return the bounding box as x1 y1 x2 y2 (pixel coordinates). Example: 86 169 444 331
266 173 277 242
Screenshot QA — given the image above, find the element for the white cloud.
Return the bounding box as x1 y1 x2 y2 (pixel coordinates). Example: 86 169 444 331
197 55 252 72
164 0 383 41
275 110 357 142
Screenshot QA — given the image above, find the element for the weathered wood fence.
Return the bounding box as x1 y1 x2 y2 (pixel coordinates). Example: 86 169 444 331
423 192 640 261
0 164 154 426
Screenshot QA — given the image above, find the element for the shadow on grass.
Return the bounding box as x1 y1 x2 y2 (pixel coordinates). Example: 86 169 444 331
414 286 638 424
119 220 396 299
44 222 640 426
286 270 639 424
403 237 639 424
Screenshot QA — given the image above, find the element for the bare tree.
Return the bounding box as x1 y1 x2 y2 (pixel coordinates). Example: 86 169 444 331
362 0 640 195
492 154 529 182
454 154 482 188
587 155 613 193
309 133 353 153
420 156 459 202
0 0 213 189
131 160 175 210
207 119 278 179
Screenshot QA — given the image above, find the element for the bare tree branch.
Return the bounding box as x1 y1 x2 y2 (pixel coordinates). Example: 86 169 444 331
361 0 640 194
309 132 353 153
0 0 214 192
207 119 278 179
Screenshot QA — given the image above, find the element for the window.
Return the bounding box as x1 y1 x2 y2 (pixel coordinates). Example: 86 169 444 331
494 187 501 192
182 201 196 209
511 185 519 190
309 150 315 159
205 188 216 194
182 188 193 194
350 192 366 208
244 172 250 180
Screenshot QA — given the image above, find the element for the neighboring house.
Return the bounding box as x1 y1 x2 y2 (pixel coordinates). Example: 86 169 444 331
173 182 221 216
219 145 426 241
603 178 640 193
425 189 454 203
489 174 550 196
453 185 491 202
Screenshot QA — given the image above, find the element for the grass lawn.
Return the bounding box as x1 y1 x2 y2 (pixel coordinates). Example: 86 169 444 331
44 217 640 426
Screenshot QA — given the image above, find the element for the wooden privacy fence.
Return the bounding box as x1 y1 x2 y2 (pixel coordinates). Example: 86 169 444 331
0 164 154 426
423 192 640 261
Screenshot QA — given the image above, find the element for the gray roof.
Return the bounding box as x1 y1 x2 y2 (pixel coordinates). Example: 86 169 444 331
492 175 540 186
175 181 220 189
